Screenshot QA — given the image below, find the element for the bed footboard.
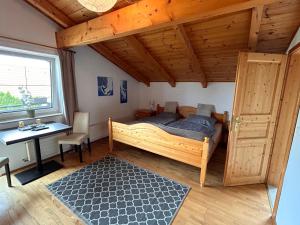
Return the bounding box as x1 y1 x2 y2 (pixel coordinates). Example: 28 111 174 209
108 117 210 186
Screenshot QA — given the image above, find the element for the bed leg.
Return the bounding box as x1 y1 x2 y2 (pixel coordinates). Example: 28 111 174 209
200 137 210 187
108 117 113 153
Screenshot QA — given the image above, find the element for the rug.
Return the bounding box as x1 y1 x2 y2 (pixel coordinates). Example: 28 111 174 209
47 156 190 225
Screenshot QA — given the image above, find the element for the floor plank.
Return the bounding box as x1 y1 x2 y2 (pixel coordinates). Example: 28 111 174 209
0 139 273 225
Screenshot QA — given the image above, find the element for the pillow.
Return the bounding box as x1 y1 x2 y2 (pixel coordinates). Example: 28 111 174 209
164 101 178 113
196 103 215 117
186 114 217 130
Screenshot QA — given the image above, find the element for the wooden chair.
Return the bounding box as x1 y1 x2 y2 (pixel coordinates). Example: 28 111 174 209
58 112 91 163
0 157 12 187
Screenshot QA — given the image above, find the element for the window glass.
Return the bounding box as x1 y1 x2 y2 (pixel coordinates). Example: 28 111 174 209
0 53 53 113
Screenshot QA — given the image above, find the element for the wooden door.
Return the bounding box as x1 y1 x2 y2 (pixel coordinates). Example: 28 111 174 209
224 52 287 186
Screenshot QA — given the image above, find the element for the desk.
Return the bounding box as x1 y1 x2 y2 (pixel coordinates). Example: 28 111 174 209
0 123 72 185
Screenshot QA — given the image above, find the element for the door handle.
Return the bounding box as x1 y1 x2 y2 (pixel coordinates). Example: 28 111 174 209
234 116 241 131
230 116 241 132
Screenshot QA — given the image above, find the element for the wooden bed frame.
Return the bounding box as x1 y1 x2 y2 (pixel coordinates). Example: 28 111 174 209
108 106 228 187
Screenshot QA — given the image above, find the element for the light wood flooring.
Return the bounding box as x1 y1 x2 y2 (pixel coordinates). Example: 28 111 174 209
0 139 273 225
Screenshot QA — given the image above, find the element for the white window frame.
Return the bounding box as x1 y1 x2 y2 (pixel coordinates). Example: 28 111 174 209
0 46 64 123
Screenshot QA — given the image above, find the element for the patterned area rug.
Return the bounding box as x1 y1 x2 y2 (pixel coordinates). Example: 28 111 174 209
47 156 190 225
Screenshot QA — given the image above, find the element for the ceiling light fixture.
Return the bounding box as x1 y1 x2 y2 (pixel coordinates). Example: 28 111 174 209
77 0 118 13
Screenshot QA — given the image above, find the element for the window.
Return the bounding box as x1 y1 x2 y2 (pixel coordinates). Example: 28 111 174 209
0 47 64 121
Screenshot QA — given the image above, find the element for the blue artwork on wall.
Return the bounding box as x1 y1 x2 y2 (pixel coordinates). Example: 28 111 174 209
97 76 113 96
120 80 127 103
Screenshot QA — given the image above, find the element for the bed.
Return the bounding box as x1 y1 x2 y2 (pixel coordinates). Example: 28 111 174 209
108 106 228 187
133 111 180 126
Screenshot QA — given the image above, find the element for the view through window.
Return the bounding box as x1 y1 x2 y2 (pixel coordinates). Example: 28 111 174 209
0 53 53 113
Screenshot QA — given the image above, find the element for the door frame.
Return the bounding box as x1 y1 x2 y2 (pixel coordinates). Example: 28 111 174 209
271 43 300 220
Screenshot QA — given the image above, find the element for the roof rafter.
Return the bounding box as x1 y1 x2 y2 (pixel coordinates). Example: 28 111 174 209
89 43 150 85
248 6 264 51
124 35 176 87
91 43 150 86
55 0 280 48
175 24 207 88
24 0 150 86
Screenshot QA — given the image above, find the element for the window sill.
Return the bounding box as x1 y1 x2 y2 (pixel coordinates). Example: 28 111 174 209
0 113 64 127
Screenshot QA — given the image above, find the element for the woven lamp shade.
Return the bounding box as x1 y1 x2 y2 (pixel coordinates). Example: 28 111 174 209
78 0 118 12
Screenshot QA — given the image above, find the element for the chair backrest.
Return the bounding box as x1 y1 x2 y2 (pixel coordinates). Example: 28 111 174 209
73 112 89 135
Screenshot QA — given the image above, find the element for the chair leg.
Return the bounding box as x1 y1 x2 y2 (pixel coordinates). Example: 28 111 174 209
87 138 92 153
78 144 83 163
60 144 64 162
5 163 12 187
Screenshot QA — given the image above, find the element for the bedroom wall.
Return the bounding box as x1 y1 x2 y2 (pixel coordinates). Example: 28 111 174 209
74 46 139 140
138 82 235 116
0 0 139 172
0 0 58 48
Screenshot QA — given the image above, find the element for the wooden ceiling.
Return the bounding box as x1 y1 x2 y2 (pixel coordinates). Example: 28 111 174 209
25 0 300 86
46 0 140 23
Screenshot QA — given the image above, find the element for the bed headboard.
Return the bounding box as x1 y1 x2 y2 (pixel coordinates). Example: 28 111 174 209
156 104 180 114
178 106 228 124
157 104 228 124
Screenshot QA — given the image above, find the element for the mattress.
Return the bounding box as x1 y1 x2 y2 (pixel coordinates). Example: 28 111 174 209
157 123 222 142
129 113 222 143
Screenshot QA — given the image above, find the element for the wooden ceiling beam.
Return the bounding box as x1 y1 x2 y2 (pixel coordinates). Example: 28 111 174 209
248 6 264 51
91 43 150 86
24 0 150 85
55 0 280 48
175 24 207 88
125 35 176 87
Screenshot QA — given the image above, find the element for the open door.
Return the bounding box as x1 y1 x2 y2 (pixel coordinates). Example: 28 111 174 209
224 52 287 186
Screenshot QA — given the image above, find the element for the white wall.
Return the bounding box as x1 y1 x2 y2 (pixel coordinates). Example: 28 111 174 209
0 0 59 49
74 46 139 140
276 109 300 225
138 82 235 116
287 27 300 52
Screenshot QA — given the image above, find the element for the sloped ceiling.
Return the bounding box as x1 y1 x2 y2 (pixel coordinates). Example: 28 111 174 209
25 0 300 85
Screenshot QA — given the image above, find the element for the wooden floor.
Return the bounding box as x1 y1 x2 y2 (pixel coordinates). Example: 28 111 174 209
0 139 273 225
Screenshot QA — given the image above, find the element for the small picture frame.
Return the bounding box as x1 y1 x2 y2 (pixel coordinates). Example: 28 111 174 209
120 80 127 103
97 76 113 96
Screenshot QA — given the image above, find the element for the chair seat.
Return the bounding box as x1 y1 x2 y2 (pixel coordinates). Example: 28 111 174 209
58 133 87 145
0 157 9 168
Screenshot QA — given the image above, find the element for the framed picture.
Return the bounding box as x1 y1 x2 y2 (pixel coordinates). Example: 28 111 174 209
97 76 113 96
120 80 127 103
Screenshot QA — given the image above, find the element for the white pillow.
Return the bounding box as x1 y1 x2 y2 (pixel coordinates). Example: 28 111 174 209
197 103 215 117
164 101 178 113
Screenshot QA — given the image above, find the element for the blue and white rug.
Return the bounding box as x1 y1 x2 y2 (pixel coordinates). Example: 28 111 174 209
47 156 190 225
